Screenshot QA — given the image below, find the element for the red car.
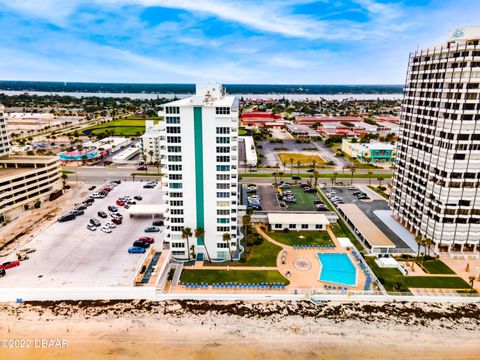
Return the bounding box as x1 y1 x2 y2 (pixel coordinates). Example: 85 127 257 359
138 236 154 244
112 217 122 225
102 187 112 192
0 260 20 269
116 199 125 206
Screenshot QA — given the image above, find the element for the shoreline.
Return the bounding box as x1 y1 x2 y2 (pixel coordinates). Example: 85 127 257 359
0 90 403 101
0 300 478 359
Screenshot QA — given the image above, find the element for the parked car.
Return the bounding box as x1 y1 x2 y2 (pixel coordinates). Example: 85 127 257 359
133 240 150 248
137 166 147 171
292 175 301 180
306 168 315 172
0 261 20 269
304 187 317 193
357 195 370 200
248 204 262 210
248 195 260 200
109 205 119 212
300 183 310 188
105 222 116 229
152 220 164 226
87 224 97 231
278 183 290 189
313 200 324 205
134 195 143 201
247 186 257 193
138 236 155 244
347 186 357 190
112 217 122 225
58 213 75 222
143 184 155 189
128 247 146 254
101 227 112 234
111 212 123 219
316 204 328 211
89 218 101 227
98 211 108 218
75 204 87 211
353 191 364 196
72 210 84 216
0 268 5 277
88 186 96 191
144 226 160 233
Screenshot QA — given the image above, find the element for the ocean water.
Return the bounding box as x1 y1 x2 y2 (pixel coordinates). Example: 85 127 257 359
0 81 403 98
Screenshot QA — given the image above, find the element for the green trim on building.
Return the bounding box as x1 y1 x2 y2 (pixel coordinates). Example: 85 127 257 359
193 107 205 245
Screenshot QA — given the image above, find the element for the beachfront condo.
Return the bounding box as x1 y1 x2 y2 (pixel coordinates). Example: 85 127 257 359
158 84 240 260
390 25 480 253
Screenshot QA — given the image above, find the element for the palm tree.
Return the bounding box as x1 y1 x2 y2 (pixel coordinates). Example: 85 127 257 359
154 160 161 174
289 158 294 176
377 177 384 187
349 167 356 185
468 276 476 292
181 227 193 262
61 174 68 188
330 172 338 186
313 171 320 188
296 160 301 175
367 171 373 186
424 238 433 257
282 161 286 175
194 227 211 262
311 159 317 171
223 233 233 261
415 235 423 258
273 171 278 184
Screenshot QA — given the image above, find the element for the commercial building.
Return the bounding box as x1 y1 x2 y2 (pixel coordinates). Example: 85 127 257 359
341 139 396 163
267 213 329 231
158 84 240 260
390 26 480 253
140 120 162 164
286 124 322 139
0 104 10 156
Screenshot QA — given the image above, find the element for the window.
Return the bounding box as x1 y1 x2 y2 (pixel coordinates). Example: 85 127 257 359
301 224 308 229
216 156 230 163
216 165 230 171
216 127 230 134
217 218 229 224
169 192 183 198
170 226 184 232
171 242 185 248
167 136 181 143
170 182 182 189
216 137 230 144
168 164 182 171
217 209 230 215
170 209 184 215
216 146 230 153
217 243 229 248
289 224 296 229
166 126 181 134
217 201 230 207
216 183 230 189
217 192 230 198
170 200 184 206
166 116 180 124
171 217 184 223
167 146 181 153
172 251 185 256
315 224 323 230
168 155 182 162
217 226 230 232
216 107 230 115
275 224 282 229
166 106 180 114
216 174 230 180
453 154 466 160
169 174 182 180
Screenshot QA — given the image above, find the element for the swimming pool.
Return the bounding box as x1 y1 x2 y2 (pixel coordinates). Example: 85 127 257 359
317 253 356 286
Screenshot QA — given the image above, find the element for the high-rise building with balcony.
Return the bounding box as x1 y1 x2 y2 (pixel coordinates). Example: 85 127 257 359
0 104 10 156
158 84 239 260
390 26 480 253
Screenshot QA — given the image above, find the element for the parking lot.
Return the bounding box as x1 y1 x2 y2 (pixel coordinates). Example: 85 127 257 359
322 186 410 249
0 181 164 287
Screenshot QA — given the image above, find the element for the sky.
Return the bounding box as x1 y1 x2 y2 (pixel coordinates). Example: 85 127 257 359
0 0 479 84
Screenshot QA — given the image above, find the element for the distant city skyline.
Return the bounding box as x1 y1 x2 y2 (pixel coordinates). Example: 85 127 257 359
0 0 479 84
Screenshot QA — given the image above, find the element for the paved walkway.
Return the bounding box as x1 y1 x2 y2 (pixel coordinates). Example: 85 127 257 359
185 265 278 271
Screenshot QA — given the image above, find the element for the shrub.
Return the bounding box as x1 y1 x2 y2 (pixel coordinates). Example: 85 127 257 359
282 228 290 233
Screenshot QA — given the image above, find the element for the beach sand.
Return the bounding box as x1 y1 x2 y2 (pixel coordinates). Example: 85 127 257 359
0 300 479 359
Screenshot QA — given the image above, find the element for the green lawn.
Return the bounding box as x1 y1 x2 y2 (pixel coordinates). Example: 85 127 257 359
239 173 393 179
131 172 164 177
239 128 247 136
265 230 333 246
285 186 317 211
209 237 282 267
81 119 158 137
180 269 289 285
278 153 326 165
367 185 389 199
365 257 470 291
417 259 456 274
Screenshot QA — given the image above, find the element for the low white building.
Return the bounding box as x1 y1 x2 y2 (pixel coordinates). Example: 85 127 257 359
84 137 130 153
141 120 162 164
112 145 140 163
239 136 257 166
267 213 330 231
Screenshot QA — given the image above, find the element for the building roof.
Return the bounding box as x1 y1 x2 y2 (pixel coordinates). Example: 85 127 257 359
336 204 395 248
126 204 166 216
267 212 330 225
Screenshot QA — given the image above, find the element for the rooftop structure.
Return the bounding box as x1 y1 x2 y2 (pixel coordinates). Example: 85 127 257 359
267 213 329 231
341 139 396 163
0 104 10 157
140 120 162 164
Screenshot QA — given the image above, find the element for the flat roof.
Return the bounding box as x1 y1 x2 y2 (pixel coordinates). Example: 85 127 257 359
0 155 58 164
336 204 395 248
267 212 330 225
126 204 166 216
